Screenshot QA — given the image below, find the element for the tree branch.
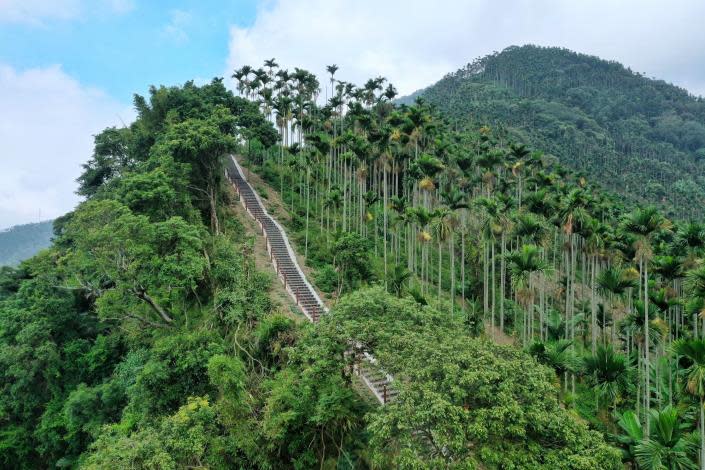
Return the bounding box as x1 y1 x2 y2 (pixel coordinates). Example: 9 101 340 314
111 313 171 329
132 288 174 324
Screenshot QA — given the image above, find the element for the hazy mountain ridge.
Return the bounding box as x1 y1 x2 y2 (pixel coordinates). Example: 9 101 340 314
0 220 54 266
407 44 705 219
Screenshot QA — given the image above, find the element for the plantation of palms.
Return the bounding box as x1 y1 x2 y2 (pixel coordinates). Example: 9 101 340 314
231 57 705 468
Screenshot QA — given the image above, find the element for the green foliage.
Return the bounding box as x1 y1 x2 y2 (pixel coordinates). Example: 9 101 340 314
325 287 620 468
207 353 247 420
62 199 206 326
529 340 579 379
414 45 705 219
11 56 705 468
387 264 411 297
616 406 698 469
333 232 372 293
0 79 285 468
582 346 630 409
77 127 133 197
253 314 297 368
115 154 196 221
636 406 698 470
313 264 338 293
131 331 225 416
672 338 705 399
260 368 366 468
152 105 237 229
79 397 228 469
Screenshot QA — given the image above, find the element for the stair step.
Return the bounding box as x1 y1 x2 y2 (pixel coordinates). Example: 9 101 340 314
232 160 402 405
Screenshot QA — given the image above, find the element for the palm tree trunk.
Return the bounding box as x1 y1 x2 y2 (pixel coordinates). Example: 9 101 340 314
698 396 705 470
491 240 496 334
483 240 489 318
305 167 311 258
644 258 650 437
500 231 506 332
637 342 641 420
438 239 442 303
570 236 577 395
461 229 466 314
383 164 388 287
450 235 455 315
591 255 597 354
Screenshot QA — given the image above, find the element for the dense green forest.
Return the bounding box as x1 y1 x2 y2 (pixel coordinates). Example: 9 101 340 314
0 220 53 266
3 54 705 469
403 45 705 220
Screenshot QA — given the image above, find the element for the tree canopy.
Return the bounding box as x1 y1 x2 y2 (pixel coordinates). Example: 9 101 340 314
406 45 705 219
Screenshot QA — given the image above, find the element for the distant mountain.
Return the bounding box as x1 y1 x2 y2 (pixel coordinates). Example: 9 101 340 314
0 220 54 266
405 45 705 219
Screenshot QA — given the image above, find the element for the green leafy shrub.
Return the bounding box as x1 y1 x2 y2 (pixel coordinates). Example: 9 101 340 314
314 264 338 293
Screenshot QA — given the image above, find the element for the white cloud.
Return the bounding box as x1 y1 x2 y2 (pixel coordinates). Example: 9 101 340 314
226 0 705 97
0 64 133 229
0 0 134 25
163 9 192 43
0 0 82 24
104 0 134 14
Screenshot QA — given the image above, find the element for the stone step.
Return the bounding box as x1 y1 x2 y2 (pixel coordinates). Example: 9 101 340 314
230 161 398 405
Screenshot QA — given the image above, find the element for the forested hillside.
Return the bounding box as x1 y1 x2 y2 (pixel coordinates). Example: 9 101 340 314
4 55 705 469
233 59 705 468
0 220 53 266
405 45 705 219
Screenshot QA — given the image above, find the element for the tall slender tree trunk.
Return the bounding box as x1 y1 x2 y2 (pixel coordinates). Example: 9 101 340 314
644 258 651 436
500 231 506 332
491 240 496 334
637 342 641 420
383 164 388 287
591 255 597 354
461 230 466 314
438 239 442 303
483 241 489 318
305 167 311 258
698 396 705 470
450 235 455 316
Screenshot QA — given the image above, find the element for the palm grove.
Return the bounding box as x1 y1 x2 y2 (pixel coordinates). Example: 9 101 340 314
0 57 697 470
233 57 705 468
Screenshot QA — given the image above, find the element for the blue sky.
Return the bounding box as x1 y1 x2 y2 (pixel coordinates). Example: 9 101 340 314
2 0 704 230
0 0 258 102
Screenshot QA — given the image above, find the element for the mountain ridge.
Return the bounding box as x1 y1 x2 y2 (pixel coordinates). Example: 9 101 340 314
0 220 54 266
403 44 705 219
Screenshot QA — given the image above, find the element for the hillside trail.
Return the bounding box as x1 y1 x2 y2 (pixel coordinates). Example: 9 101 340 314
225 186 304 323
233 159 328 305
227 155 397 405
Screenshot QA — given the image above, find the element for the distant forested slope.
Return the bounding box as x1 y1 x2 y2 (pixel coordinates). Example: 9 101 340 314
407 45 705 219
0 220 53 266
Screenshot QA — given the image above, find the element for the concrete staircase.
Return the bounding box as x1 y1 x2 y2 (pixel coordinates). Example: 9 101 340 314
226 155 396 404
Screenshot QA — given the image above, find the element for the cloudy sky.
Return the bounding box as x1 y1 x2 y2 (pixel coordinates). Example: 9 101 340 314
1 0 704 229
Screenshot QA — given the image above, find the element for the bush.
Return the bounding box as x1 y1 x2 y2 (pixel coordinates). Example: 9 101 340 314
314 265 339 293
131 331 225 416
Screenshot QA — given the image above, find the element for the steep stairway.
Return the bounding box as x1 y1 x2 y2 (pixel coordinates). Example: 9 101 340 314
226 155 397 405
